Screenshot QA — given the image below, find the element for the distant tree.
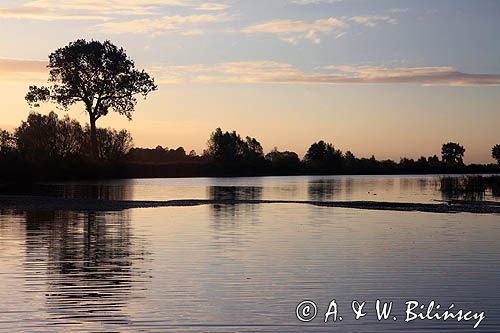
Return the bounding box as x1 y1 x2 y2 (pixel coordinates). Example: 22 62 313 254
399 157 416 170
416 156 428 168
343 150 356 169
265 148 301 172
492 144 500 164
15 112 84 162
205 128 264 163
428 155 440 164
25 39 157 159
441 142 465 165
304 140 344 172
344 151 356 161
0 129 15 155
87 127 133 161
244 136 264 158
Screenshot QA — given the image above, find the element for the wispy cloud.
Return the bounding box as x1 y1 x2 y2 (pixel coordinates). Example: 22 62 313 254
195 3 229 11
1 56 499 87
242 18 345 44
389 8 410 13
94 13 233 35
242 14 397 44
291 0 343 4
0 57 47 81
149 61 500 86
349 15 397 27
0 6 109 20
0 0 230 21
27 0 227 13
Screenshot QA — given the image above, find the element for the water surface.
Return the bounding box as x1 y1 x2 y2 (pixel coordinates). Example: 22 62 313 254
31 174 500 203
0 175 499 332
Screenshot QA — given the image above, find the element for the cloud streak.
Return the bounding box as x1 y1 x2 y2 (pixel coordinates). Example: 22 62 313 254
349 15 397 27
2 57 498 86
0 57 47 81
242 15 397 44
94 13 233 35
0 7 109 20
149 62 500 86
0 0 230 21
291 0 343 4
242 18 345 44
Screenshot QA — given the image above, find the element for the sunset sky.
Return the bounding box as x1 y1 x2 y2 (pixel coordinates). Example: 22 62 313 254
1 0 499 163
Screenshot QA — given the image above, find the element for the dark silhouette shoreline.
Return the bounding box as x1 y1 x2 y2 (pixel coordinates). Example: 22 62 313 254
2 114 500 183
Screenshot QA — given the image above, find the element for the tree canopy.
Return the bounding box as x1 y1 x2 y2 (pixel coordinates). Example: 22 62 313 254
492 144 500 164
25 39 157 158
441 142 466 165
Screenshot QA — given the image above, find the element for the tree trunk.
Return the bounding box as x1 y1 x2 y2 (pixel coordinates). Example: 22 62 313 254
89 115 98 160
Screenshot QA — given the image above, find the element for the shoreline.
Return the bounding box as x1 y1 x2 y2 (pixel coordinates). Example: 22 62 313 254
1 195 499 215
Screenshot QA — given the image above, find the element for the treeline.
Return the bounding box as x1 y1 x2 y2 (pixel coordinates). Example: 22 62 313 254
1 114 500 182
0 112 132 181
125 128 500 177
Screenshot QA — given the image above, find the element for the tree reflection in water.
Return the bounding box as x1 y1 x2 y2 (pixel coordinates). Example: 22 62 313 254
20 209 150 327
440 176 500 201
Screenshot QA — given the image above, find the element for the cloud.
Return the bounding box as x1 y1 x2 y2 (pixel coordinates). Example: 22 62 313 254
147 61 299 84
0 57 47 81
242 18 345 44
349 15 397 27
242 14 398 44
390 8 410 13
94 13 233 35
149 61 500 86
195 3 229 11
1 57 498 87
0 7 109 20
291 0 343 4
0 0 230 21
26 0 221 13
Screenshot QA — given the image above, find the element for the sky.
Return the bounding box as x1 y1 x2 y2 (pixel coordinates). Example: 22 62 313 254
0 0 499 163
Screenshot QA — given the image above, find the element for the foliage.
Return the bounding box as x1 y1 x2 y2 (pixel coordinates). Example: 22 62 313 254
25 39 157 158
0 129 16 156
14 112 132 163
90 127 133 161
205 128 264 163
441 142 465 165
492 144 500 164
265 148 301 173
127 146 198 163
304 140 344 172
15 112 84 162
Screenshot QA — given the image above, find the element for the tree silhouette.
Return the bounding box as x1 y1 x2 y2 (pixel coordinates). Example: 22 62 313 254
15 112 84 162
25 39 157 159
265 148 301 173
492 144 500 164
441 142 465 165
304 140 344 172
0 129 16 159
205 128 264 163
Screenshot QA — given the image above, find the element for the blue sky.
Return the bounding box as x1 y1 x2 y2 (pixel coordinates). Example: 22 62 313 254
1 0 499 162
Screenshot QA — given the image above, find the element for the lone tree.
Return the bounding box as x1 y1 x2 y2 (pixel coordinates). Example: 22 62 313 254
492 144 500 164
441 142 465 165
25 39 157 159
